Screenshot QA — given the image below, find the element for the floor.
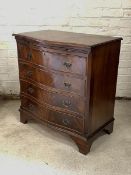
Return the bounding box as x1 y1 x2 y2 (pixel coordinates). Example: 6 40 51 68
0 100 131 175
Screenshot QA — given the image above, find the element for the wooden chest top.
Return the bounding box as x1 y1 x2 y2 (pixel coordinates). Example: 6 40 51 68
13 30 122 47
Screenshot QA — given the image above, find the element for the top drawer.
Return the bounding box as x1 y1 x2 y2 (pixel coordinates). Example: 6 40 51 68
17 42 87 76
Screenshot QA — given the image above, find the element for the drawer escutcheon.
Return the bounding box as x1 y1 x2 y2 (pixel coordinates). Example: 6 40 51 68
28 103 35 111
62 99 71 107
63 61 72 68
62 118 71 126
27 86 34 94
26 70 33 77
64 82 71 88
27 52 32 61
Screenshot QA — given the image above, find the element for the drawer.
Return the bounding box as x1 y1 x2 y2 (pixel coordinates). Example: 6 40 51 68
20 80 86 115
19 62 86 96
21 96 47 121
17 42 86 75
47 109 84 133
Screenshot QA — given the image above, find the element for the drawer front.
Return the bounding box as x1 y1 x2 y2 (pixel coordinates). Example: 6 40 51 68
17 42 86 75
21 96 47 121
19 62 86 95
20 80 85 115
21 95 84 133
49 93 85 115
47 109 84 133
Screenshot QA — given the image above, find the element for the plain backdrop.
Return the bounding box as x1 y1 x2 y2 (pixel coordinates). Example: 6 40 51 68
0 0 131 97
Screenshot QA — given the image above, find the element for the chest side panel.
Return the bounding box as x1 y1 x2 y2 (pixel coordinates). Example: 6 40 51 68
89 40 121 134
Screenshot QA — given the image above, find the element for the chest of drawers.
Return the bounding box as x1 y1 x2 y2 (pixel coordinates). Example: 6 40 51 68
13 30 122 155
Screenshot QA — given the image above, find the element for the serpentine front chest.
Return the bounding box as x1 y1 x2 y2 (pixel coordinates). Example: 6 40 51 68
13 30 122 154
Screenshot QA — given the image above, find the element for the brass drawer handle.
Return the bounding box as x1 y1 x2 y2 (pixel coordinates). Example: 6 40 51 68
64 82 71 88
26 70 33 77
63 61 72 68
27 52 32 61
63 99 71 107
28 103 34 111
27 87 34 94
62 118 71 126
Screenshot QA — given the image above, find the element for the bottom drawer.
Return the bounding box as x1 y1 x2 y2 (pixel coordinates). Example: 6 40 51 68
21 96 47 121
21 96 84 133
47 109 84 133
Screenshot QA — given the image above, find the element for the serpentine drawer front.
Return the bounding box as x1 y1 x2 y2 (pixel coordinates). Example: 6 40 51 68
17 41 87 76
19 62 86 95
13 30 122 155
20 80 86 115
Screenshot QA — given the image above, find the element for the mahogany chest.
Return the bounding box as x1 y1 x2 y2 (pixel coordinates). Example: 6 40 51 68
13 30 122 155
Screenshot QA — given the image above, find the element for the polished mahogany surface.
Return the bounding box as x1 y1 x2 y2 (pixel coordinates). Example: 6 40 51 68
13 30 122 155
19 61 86 95
17 41 86 76
20 80 85 115
14 30 122 47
